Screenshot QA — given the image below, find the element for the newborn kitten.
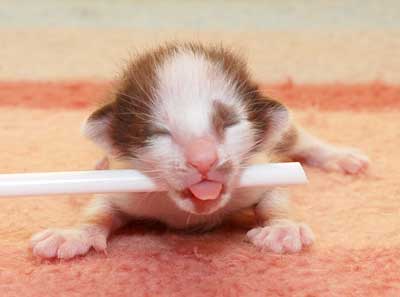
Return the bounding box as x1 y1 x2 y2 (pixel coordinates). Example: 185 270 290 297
30 43 369 259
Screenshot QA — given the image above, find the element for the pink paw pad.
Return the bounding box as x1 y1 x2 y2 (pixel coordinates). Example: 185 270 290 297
246 221 315 254
30 227 107 260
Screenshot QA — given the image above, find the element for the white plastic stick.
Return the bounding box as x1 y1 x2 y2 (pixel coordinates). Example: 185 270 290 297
0 162 307 197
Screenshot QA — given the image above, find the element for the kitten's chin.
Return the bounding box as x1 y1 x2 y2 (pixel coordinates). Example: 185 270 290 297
169 189 231 215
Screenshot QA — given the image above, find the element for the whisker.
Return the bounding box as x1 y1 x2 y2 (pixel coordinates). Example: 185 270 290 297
185 214 192 227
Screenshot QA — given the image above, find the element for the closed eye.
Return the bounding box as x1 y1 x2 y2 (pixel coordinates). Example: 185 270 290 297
223 117 240 129
150 126 171 137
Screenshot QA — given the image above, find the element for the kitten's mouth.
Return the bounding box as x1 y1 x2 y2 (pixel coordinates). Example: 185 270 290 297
179 180 225 214
188 180 223 200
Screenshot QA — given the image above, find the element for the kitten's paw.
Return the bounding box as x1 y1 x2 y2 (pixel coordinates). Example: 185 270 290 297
246 220 314 254
30 226 107 259
320 148 369 174
302 146 369 175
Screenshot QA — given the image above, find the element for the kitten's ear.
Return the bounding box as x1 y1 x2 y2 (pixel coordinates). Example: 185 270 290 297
248 97 290 147
81 103 115 153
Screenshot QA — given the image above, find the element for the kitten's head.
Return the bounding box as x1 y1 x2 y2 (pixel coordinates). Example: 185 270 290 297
83 43 289 215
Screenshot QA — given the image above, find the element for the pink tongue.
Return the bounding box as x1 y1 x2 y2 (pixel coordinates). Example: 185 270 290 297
189 181 223 201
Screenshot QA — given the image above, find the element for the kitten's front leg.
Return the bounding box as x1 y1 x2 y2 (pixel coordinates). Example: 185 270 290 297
246 190 314 253
30 195 128 259
283 127 369 174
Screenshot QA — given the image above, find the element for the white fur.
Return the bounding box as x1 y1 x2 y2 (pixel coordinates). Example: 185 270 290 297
131 49 259 214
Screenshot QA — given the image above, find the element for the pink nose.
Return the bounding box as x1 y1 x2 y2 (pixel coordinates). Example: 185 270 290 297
186 137 218 174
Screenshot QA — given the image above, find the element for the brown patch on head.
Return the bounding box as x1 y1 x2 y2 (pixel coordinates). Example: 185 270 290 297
85 45 181 158
86 42 254 158
107 46 178 157
85 42 288 158
212 101 240 137
97 43 245 158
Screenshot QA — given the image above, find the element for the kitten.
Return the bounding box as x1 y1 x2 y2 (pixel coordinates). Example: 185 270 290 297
31 43 369 259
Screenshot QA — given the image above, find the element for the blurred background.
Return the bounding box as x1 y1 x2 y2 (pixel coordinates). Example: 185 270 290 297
0 0 399 83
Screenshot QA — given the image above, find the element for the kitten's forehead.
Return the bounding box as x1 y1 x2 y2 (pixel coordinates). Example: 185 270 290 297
153 49 242 137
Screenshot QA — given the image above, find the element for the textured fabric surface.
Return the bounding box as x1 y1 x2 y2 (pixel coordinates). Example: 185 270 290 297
0 84 399 296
